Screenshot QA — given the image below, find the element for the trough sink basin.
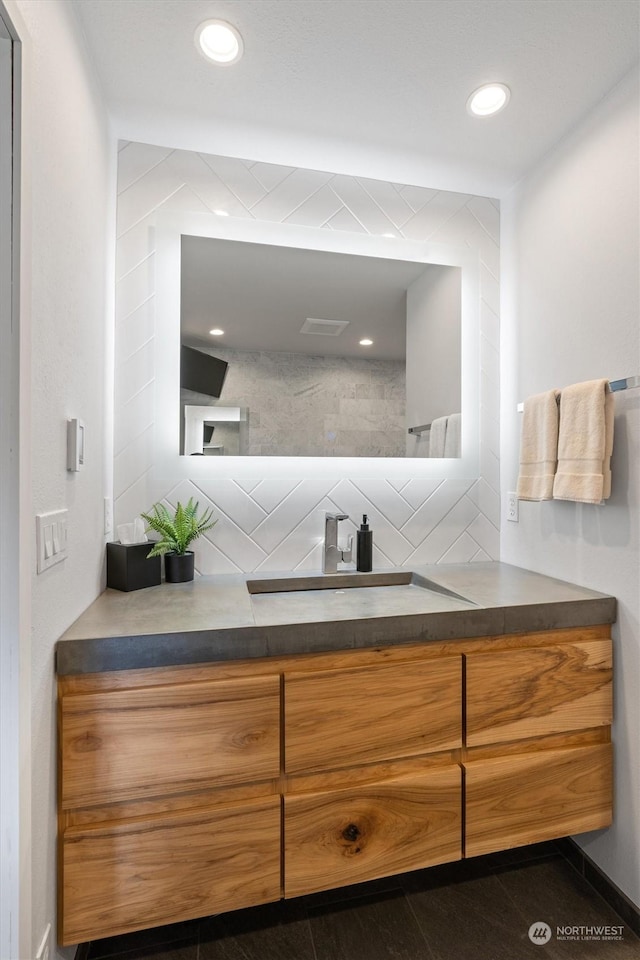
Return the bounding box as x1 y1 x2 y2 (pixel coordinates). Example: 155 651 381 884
246 570 477 625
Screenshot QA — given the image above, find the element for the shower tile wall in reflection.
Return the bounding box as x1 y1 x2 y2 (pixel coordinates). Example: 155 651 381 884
184 348 405 457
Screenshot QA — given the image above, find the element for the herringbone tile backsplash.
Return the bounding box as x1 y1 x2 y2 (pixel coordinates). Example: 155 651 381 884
115 143 500 574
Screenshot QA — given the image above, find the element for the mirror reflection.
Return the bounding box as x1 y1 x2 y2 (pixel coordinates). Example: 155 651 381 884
180 236 461 457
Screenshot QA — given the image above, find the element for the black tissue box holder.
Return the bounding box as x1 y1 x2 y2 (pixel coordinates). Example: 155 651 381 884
106 542 161 592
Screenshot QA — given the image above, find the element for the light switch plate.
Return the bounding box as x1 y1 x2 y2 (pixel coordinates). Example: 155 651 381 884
36 509 68 573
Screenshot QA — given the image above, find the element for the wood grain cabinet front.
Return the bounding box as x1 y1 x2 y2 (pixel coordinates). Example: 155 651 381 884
282 657 463 895
465 743 613 858
284 766 462 898
61 795 281 945
284 657 462 775
60 675 281 807
58 673 281 945
465 639 612 747
463 637 613 856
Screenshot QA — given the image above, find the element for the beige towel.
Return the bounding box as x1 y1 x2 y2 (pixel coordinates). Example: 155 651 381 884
444 413 461 457
516 389 560 500
553 379 614 503
429 416 448 457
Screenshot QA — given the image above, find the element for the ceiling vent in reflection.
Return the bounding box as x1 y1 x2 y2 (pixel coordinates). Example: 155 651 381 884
300 318 350 336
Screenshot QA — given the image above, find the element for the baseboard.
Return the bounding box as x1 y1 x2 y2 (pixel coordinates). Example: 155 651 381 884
556 837 640 937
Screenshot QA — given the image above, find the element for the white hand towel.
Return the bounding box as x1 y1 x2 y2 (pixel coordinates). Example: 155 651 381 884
516 389 560 500
444 413 461 457
552 379 614 504
429 416 448 457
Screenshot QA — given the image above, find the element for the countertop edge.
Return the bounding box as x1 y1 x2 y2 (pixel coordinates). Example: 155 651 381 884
55 594 617 676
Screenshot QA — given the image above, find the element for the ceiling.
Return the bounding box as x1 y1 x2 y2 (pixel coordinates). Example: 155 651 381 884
72 0 639 198
180 235 452 360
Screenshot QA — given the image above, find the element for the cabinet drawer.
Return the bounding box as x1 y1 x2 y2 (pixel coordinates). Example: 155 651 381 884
284 766 461 898
464 742 612 858
466 640 611 747
60 795 281 945
285 657 461 775
60 675 280 807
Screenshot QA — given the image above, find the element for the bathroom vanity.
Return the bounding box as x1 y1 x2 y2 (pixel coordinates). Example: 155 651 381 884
55 563 614 946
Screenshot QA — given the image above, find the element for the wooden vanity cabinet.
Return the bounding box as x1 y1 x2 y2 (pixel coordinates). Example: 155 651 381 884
57 625 612 945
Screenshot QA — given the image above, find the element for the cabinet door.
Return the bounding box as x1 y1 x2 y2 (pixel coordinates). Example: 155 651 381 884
464 743 612 858
285 657 461 775
60 675 280 807
466 640 611 747
60 795 281 945
285 766 461 898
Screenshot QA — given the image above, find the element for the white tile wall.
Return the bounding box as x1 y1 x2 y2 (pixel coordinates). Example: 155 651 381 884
115 144 501 573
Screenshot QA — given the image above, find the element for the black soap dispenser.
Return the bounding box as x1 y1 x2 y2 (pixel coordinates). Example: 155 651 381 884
357 514 373 572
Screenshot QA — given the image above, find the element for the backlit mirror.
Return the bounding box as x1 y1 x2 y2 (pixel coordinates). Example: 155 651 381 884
179 236 462 458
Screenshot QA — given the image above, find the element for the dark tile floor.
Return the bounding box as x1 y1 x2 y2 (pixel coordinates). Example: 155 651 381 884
84 844 640 960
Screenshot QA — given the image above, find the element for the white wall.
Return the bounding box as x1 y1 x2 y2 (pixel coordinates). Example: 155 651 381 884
501 66 640 907
406 266 461 456
6 0 115 954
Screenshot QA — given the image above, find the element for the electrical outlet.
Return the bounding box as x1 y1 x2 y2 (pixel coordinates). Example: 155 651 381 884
35 923 51 960
506 492 519 523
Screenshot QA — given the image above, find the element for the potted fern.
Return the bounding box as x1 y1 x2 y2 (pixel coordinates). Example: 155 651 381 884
141 498 217 583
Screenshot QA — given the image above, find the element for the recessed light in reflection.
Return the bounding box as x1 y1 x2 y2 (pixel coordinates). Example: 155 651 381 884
359 338 373 346
209 328 225 336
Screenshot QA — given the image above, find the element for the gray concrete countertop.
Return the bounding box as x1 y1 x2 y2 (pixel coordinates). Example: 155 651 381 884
56 562 616 675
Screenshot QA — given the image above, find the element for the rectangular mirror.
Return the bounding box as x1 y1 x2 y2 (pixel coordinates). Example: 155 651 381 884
180 236 461 458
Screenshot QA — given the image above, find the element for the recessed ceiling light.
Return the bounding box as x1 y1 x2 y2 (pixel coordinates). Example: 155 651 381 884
467 83 510 117
209 328 225 336
195 20 244 65
359 338 374 346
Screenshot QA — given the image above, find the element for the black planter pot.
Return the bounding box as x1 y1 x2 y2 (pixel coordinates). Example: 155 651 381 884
164 551 195 583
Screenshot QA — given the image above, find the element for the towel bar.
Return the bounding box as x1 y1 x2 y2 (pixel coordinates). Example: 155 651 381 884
407 422 432 435
517 375 640 412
